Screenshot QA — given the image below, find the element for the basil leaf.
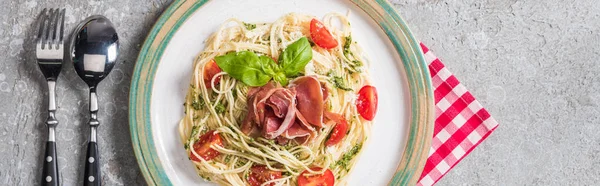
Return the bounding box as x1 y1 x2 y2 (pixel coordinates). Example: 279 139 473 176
214 51 272 86
273 72 288 86
214 38 313 87
258 55 291 85
259 55 277 76
279 37 313 77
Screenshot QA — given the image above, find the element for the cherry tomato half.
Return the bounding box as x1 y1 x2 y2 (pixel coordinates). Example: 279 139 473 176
297 168 335 186
190 130 223 162
356 85 378 121
325 112 348 147
203 59 222 89
247 165 282 186
309 19 338 49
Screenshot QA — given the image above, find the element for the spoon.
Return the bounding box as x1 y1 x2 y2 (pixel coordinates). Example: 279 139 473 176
70 15 118 186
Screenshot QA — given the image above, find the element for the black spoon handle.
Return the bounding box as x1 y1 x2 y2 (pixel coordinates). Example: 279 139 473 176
84 141 101 186
41 141 59 186
84 89 101 186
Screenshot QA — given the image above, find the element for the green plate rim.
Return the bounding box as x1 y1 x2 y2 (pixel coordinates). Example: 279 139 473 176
129 0 434 185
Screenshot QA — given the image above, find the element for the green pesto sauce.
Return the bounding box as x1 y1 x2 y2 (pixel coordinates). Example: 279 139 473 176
343 35 353 57
215 102 226 114
191 95 205 110
332 76 353 91
243 22 256 30
335 143 363 171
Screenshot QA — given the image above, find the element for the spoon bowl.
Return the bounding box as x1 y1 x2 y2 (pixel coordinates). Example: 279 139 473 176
71 15 118 87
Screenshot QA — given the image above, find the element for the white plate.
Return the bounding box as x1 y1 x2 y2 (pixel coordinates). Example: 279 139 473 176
130 0 434 185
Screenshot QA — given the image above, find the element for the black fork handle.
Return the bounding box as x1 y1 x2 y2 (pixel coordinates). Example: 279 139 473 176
42 80 59 186
41 141 59 186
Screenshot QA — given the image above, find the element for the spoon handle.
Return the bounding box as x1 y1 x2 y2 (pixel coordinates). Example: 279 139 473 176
42 81 59 186
84 138 101 186
84 90 101 186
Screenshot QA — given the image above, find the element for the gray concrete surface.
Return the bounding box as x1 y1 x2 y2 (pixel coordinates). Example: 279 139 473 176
0 0 598 185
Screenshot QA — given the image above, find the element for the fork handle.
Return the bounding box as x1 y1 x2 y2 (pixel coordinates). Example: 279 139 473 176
84 140 101 186
41 140 59 186
42 80 59 186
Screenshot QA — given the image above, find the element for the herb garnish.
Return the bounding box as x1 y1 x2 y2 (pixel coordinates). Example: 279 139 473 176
278 37 313 77
214 37 313 86
351 60 363 69
191 126 199 136
191 100 202 110
336 143 363 171
243 22 256 30
215 103 226 114
190 125 205 138
343 35 353 57
214 51 274 86
342 35 364 72
200 174 211 181
191 95 206 110
332 76 353 91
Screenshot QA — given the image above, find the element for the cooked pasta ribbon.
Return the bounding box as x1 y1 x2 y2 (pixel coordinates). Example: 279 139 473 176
179 12 373 186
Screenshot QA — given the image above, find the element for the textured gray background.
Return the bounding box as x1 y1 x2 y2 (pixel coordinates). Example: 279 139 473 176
0 0 598 185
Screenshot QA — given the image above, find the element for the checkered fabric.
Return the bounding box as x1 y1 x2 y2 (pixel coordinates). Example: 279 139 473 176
417 43 499 186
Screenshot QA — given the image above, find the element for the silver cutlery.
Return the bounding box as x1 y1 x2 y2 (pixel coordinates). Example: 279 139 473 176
70 15 119 186
35 8 65 186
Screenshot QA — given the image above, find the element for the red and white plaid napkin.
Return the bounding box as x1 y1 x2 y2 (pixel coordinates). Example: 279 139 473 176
416 43 499 186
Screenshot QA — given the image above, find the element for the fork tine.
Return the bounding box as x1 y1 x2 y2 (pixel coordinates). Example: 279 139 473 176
49 8 60 50
43 9 55 49
36 8 47 44
41 9 53 49
48 9 59 49
58 9 66 45
52 9 62 48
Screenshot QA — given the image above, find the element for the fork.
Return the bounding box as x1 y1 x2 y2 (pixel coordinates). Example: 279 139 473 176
35 8 65 186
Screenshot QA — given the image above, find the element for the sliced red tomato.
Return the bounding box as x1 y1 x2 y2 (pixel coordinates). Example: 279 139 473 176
309 18 338 49
297 168 335 186
356 85 378 121
247 165 282 186
324 112 348 146
190 130 223 162
203 59 222 89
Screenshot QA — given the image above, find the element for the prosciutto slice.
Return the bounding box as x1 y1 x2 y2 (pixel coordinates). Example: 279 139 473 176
240 82 278 136
290 76 325 127
240 76 329 142
264 89 297 139
284 122 312 138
